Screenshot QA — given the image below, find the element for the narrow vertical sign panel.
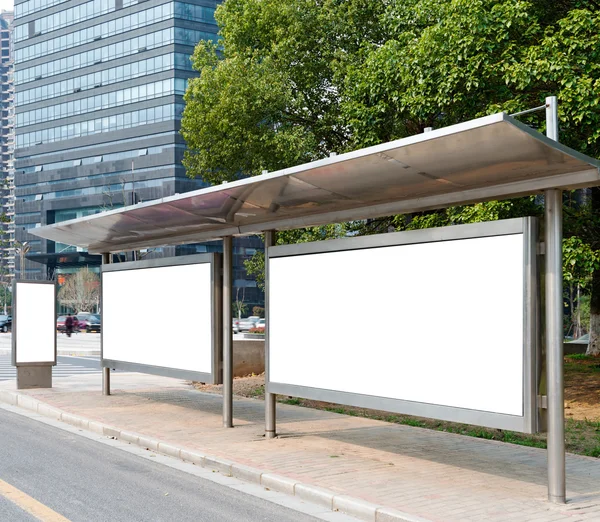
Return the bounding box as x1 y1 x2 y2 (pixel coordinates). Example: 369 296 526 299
14 282 56 365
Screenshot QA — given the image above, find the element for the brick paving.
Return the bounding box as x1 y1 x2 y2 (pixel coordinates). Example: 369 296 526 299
2 373 599 522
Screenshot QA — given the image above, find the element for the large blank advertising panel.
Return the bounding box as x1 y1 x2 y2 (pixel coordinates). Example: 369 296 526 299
102 254 221 382
13 281 57 365
268 218 539 433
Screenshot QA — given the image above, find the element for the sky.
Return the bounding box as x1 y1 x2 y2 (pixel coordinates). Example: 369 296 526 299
0 0 12 13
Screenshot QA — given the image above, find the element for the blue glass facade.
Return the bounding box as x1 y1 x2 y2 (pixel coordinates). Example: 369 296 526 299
13 0 264 309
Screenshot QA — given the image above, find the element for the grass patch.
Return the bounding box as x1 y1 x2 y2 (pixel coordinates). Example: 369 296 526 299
325 406 359 416
246 385 265 398
401 418 426 428
282 397 302 406
566 353 591 360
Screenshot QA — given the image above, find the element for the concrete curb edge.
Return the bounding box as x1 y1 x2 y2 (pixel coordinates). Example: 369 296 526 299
0 388 430 522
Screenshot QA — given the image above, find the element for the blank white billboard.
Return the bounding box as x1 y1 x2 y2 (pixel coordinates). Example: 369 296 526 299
102 262 214 375
269 233 525 417
15 282 56 364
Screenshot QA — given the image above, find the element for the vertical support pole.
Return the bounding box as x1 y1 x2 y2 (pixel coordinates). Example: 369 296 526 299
264 230 276 439
545 95 565 504
223 236 233 428
101 253 111 396
265 230 277 439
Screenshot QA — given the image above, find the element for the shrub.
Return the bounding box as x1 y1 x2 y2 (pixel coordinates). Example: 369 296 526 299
248 327 265 334
252 306 265 318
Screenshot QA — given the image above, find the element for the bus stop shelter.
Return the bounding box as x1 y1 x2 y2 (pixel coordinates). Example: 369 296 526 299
30 99 600 504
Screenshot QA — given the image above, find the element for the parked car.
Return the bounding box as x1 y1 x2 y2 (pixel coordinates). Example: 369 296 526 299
0 314 11 333
232 318 240 334
238 316 260 332
568 333 589 344
57 315 82 333
57 315 67 332
255 318 265 328
77 313 101 333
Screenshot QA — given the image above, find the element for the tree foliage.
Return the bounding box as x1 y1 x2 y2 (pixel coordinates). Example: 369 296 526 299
182 0 600 353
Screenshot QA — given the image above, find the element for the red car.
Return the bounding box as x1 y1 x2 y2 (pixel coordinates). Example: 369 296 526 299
76 314 101 333
57 314 101 333
56 315 73 333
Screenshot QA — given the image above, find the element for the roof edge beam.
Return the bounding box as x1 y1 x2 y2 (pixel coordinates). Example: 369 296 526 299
238 168 600 234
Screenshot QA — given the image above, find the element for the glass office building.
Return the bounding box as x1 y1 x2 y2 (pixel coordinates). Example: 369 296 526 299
12 0 264 309
0 11 15 281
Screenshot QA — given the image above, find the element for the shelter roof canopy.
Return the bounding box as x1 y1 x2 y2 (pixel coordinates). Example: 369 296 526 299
30 112 600 253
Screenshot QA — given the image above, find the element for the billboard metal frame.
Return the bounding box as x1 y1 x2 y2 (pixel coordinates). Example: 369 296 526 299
11 279 58 367
266 217 540 434
101 253 223 384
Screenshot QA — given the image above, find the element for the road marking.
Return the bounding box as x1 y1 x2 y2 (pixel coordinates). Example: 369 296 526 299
0 478 71 521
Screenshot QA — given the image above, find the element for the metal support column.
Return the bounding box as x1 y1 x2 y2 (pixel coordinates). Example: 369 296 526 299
101 253 111 396
264 230 277 439
545 95 565 504
223 236 233 428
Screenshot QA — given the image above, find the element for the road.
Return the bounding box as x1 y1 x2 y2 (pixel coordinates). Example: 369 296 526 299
0 354 102 381
0 332 102 357
0 408 322 522
0 332 248 356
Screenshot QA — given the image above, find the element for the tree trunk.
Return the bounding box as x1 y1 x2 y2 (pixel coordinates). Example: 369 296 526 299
568 283 574 338
588 273 600 355
587 188 600 355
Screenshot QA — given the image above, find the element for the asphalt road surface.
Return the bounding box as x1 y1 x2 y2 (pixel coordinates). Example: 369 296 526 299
0 355 102 381
0 409 321 522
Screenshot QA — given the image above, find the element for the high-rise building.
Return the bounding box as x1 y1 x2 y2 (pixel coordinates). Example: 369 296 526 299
0 11 15 284
12 0 264 311
13 0 221 280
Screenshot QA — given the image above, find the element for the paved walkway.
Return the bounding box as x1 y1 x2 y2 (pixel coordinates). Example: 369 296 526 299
1 372 599 521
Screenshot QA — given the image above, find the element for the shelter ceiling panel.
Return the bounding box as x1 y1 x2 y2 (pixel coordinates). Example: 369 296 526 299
30 112 600 253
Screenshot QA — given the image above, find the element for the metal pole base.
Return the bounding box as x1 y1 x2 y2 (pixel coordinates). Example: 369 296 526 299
265 392 276 438
549 494 566 504
102 367 111 396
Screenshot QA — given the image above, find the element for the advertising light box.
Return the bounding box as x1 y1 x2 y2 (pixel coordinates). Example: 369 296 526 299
101 254 221 383
267 218 539 433
13 281 57 366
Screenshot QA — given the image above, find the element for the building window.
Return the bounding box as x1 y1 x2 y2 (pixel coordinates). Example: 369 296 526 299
17 104 183 148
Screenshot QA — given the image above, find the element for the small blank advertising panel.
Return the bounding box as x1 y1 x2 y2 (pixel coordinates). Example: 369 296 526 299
102 256 219 381
269 220 537 432
14 281 56 365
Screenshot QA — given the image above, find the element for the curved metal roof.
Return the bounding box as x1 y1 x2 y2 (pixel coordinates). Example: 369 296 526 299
31 112 600 253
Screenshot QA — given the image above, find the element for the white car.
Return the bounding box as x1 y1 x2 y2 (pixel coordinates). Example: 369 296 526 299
568 333 589 344
238 317 260 331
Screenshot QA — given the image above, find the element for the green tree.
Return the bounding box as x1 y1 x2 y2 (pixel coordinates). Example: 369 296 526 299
182 0 600 354
181 0 387 183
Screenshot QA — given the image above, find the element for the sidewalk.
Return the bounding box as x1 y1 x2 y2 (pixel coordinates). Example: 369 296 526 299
1 372 599 522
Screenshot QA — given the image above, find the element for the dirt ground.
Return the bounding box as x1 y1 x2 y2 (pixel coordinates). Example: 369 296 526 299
193 355 600 457
564 356 600 420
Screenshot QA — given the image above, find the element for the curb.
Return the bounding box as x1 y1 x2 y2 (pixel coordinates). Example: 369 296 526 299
0 389 430 522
